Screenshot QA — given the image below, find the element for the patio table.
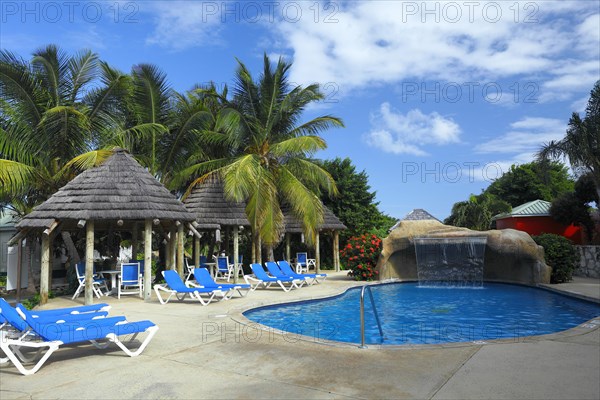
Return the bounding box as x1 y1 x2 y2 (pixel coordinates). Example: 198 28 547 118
101 270 121 295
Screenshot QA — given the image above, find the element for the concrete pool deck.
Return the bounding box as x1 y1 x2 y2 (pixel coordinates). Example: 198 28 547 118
1 273 599 399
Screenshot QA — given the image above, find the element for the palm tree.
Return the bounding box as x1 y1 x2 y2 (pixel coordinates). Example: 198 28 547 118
538 80 600 201
0 45 127 215
180 55 344 260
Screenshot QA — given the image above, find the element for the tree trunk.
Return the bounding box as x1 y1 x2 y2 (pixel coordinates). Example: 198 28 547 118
266 244 274 262
61 232 80 264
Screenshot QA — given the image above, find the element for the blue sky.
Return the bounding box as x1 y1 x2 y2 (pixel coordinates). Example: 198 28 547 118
2 1 599 221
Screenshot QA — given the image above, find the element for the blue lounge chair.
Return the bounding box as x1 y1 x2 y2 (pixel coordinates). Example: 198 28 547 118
0 298 158 375
192 268 250 298
245 264 301 292
278 260 327 285
264 262 306 289
154 270 225 305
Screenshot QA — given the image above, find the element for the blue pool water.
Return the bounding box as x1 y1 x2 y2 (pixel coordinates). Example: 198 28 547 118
244 283 600 345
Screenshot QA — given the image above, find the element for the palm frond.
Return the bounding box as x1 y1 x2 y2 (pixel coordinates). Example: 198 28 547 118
0 159 37 195
270 136 327 158
57 149 113 178
69 50 98 102
0 49 44 125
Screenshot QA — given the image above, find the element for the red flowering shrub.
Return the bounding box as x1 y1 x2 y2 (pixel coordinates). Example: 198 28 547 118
340 234 382 281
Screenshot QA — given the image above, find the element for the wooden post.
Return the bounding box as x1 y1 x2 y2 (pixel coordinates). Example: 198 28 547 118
85 221 95 305
40 234 50 305
285 233 291 262
169 226 177 270
165 233 171 269
315 231 320 274
333 230 340 272
16 239 22 302
131 223 138 260
144 219 152 300
194 236 200 269
177 222 184 277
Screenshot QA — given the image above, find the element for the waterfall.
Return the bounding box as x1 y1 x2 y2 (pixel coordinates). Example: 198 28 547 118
414 237 487 287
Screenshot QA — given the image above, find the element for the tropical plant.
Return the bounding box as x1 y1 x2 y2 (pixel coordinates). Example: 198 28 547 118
550 173 598 240
180 55 344 260
320 157 396 239
538 80 600 202
445 193 511 230
340 234 382 281
0 45 129 214
533 233 580 283
486 161 574 207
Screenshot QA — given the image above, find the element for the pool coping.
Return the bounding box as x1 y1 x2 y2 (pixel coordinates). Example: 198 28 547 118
228 279 600 350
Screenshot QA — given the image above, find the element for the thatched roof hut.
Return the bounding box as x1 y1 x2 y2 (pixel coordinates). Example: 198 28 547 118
12 148 196 304
183 178 249 229
282 205 347 233
281 204 346 272
183 179 249 278
17 149 194 231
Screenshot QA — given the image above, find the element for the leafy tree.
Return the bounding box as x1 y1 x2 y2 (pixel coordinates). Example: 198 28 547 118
445 193 511 230
486 161 574 207
574 172 599 207
319 157 395 239
538 80 600 202
0 45 126 214
550 173 598 240
179 55 344 260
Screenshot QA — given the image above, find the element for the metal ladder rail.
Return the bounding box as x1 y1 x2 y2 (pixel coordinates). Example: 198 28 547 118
360 285 384 348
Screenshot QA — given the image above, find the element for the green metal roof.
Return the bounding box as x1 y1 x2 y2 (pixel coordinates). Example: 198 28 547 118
493 199 551 220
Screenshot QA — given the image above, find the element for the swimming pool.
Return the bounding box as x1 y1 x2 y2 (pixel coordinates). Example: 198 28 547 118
243 283 600 345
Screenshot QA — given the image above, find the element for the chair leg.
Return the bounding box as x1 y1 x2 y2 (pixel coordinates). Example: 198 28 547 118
0 334 60 376
107 325 159 357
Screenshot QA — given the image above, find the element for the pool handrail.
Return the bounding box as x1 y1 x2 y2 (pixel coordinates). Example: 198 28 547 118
360 285 384 348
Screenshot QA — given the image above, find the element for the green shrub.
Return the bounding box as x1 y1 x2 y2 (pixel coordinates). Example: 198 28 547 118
533 233 580 283
21 291 55 310
340 234 382 281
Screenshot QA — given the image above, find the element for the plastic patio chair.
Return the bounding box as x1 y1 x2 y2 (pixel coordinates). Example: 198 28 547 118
296 252 316 273
72 261 109 299
215 256 234 282
118 262 143 299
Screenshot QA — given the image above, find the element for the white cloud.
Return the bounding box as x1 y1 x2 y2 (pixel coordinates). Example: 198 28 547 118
143 2 224 50
365 103 461 156
475 117 566 155
271 2 599 102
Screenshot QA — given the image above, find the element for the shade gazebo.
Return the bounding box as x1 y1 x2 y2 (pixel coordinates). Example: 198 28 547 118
11 148 196 304
282 204 347 272
183 178 250 281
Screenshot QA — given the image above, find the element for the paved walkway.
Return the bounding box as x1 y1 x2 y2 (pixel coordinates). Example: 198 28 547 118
1 274 599 399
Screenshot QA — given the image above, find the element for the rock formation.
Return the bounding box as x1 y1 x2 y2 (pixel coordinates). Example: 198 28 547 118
377 220 551 285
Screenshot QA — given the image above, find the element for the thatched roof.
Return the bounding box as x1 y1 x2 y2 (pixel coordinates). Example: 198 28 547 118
282 204 347 233
183 179 249 229
389 208 440 231
17 148 195 230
